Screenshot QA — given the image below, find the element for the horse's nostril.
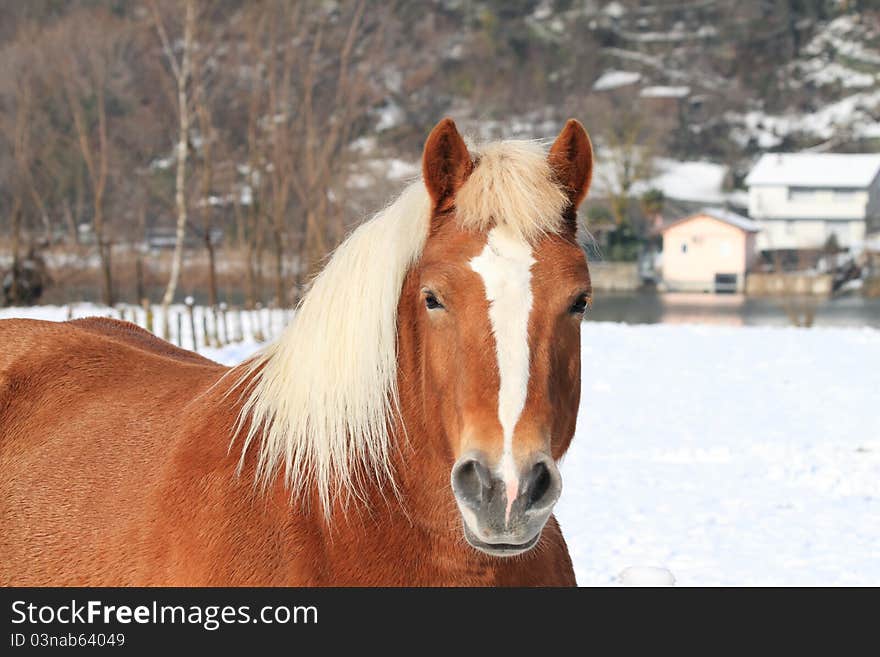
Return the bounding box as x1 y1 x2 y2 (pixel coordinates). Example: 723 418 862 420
527 461 552 506
451 458 491 507
524 458 560 511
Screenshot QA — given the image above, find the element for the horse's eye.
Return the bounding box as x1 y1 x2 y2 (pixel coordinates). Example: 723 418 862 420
425 292 444 310
569 294 590 315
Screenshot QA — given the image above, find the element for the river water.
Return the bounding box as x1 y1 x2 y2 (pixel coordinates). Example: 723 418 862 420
36 282 880 329
586 291 880 328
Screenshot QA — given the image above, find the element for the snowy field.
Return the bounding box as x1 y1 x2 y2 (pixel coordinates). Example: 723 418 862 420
2 305 878 585
560 322 879 586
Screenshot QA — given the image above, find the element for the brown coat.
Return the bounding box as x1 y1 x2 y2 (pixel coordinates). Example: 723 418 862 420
0 317 575 585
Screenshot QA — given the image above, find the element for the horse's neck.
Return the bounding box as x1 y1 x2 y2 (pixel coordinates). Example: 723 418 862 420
188 365 509 584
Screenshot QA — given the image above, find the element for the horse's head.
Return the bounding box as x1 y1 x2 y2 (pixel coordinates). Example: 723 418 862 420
409 118 592 557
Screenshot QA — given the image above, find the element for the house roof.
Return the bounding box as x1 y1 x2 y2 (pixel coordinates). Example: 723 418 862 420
660 207 761 234
592 70 641 91
745 153 880 188
640 86 691 98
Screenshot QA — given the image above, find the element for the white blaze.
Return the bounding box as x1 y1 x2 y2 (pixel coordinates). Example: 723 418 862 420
469 226 535 524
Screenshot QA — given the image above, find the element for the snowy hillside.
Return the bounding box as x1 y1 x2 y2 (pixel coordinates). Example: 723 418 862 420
578 3 880 154
3 305 878 585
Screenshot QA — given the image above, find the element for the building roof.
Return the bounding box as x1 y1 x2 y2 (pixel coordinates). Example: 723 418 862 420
745 153 880 188
592 70 641 91
639 86 691 98
660 207 761 234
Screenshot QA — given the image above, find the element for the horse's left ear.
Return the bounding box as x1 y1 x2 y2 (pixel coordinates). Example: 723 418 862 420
548 119 593 211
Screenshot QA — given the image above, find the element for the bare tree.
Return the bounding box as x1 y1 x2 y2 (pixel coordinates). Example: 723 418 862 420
151 0 196 335
225 1 384 306
193 46 220 309
0 0 388 308
0 56 33 304
264 2 300 307
58 15 127 306
239 6 270 309
589 90 668 227
288 0 383 286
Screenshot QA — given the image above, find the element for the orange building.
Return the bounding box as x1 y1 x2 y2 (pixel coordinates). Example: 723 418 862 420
660 208 760 293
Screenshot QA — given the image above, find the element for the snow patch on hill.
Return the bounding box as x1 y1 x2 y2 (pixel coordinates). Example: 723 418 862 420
593 70 642 91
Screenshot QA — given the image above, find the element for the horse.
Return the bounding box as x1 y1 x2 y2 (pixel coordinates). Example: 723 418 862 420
0 118 593 586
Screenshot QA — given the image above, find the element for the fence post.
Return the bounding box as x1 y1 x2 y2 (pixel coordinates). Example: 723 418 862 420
185 296 197 351
143 299 153 334
210 307 221 348
253 302 265 342
135 255 145 307
218 302 228 345
262 303 271 341
233 307 243 343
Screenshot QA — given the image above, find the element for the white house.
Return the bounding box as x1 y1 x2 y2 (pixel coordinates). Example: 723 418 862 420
745 153 880 251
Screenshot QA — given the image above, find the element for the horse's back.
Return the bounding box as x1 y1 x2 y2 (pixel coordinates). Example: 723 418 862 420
0 317 226 585
67 317 217 365
0 317 222 426
0 315 217 372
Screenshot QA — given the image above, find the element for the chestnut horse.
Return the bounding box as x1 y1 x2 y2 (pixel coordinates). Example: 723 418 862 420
0 118 593 586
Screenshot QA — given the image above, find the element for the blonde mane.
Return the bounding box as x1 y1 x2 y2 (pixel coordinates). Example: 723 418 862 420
231 139 569 513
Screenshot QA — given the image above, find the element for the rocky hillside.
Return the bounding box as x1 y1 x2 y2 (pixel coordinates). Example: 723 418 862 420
366 0 880 214
1 1 878 262
378 1 879 154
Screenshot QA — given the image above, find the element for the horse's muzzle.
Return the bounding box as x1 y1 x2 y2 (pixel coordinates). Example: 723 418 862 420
450 452 562 557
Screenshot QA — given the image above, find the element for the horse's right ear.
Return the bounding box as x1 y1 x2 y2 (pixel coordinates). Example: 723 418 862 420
422 118 472 211
548 119 593 211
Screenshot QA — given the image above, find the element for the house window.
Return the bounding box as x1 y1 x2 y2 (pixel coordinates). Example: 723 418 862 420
680 242 688 254
832 188 858 201
788 187 820 201
785 220 796 235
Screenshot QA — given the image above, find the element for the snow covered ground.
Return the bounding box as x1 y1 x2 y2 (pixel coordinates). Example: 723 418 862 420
559 322 879 586
2 305 878 585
